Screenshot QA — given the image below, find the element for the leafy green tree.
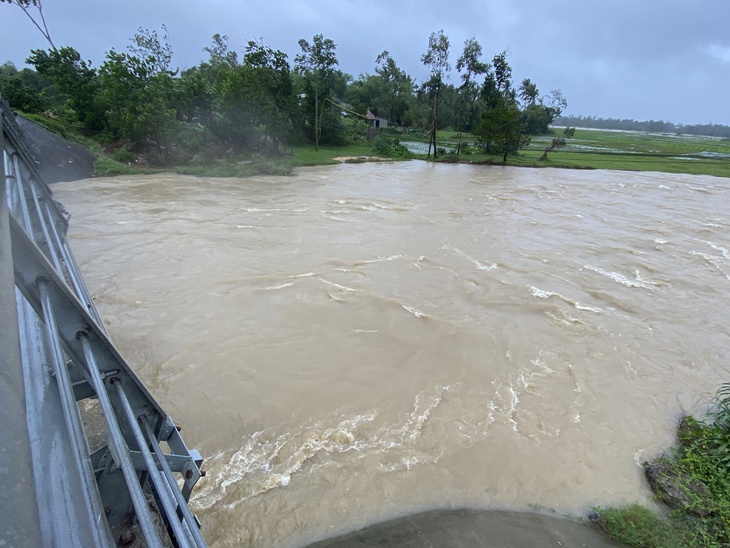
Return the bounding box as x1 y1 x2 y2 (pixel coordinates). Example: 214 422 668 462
0 63 47 112
98 49 175 146
474 52 528 161
420 30 450 158
373 51 416 125
521 88 567 135
127 24 176 76
475 94 529 161
491 51 513 97
26 46 104 129
219 39 295 151
294 34 339 151
455 38 488 155
97 27 178 151
204 34 239 68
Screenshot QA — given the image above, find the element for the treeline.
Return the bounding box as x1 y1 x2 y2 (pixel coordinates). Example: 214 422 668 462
555 115 730 139
0 25 568 165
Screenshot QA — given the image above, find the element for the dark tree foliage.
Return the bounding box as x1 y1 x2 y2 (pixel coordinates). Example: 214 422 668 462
555 115 730 138
473 52 530 161
294 34 339 150
26 47 105 129
1 20 579 166
0 62 48 113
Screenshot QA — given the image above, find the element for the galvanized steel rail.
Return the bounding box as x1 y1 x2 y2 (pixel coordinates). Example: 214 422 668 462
1 96 207 547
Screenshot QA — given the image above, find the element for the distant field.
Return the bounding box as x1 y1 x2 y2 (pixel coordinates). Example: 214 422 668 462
416 129 730 178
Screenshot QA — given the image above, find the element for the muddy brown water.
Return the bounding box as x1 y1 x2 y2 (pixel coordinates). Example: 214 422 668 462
54 162 730 547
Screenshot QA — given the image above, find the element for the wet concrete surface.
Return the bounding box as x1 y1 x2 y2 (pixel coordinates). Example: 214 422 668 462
15 114 96 183
307 509 625 548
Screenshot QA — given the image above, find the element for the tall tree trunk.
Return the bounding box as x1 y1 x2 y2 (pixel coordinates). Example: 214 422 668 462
432 82 441 159
314 92 319 152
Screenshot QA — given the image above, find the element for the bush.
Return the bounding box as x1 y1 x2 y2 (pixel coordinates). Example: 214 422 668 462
372 135 413 159
111 147 135 164
593 504 681 548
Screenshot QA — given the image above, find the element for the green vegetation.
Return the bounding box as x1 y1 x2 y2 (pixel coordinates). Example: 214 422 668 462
401 128 730 178
594 383 730 547
0 2 570 172
2 4 728 178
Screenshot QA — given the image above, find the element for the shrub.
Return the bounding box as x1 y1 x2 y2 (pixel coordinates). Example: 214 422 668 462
372 135 413 159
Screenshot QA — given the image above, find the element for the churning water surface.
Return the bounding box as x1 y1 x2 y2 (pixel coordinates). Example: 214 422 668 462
54 162 730 547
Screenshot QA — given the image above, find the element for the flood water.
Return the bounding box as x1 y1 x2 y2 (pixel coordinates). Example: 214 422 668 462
54 162 730 547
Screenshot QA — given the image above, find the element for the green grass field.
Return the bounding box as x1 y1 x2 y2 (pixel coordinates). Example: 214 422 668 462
423 129 730 178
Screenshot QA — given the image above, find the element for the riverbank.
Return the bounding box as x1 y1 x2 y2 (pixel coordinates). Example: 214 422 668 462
18 112 730 182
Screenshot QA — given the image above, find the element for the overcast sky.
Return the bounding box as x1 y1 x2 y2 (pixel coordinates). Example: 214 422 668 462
2 0 729 125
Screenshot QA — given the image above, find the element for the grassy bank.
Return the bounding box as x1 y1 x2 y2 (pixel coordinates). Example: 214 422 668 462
413 128 730 178
18 111 730 179
593 384 730 547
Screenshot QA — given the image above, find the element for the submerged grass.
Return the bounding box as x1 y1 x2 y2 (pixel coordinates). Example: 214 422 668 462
595 383 730 547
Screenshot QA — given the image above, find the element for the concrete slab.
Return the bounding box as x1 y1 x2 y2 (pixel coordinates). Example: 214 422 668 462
15 114 96 183
307 509 625 548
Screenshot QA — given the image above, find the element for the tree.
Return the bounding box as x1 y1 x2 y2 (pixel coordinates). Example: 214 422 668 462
373 51 416 125
203 33 238 69
474 52 528 161
455 38 488 155
420 30 450 158
294 34 339 151
219 39 294 151
0 0 55 49
475 94 529 162
127 24 176 76
539 126 575 161
97 28 178 151
26 46 104 129
491 51 513 97
0 63 47 113
520 88 568 135
518 78 538 107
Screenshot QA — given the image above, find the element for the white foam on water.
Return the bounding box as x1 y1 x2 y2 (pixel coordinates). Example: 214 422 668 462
354 255 404 265
261 282 295 291
319 279 357 293
192 386 451 511
401 305 428 318
453 247 497 270
529 286 603 313
584 265 657 289
689 240 730 280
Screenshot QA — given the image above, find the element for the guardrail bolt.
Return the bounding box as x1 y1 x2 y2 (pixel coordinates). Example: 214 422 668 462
118 531 136 547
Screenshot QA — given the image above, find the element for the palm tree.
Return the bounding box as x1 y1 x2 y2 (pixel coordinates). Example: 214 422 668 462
518 78 538 107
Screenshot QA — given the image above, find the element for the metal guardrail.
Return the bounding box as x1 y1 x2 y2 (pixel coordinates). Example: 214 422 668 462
1 96 207 547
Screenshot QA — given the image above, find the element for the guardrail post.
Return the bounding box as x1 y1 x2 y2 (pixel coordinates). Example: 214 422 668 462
0 100 43 547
